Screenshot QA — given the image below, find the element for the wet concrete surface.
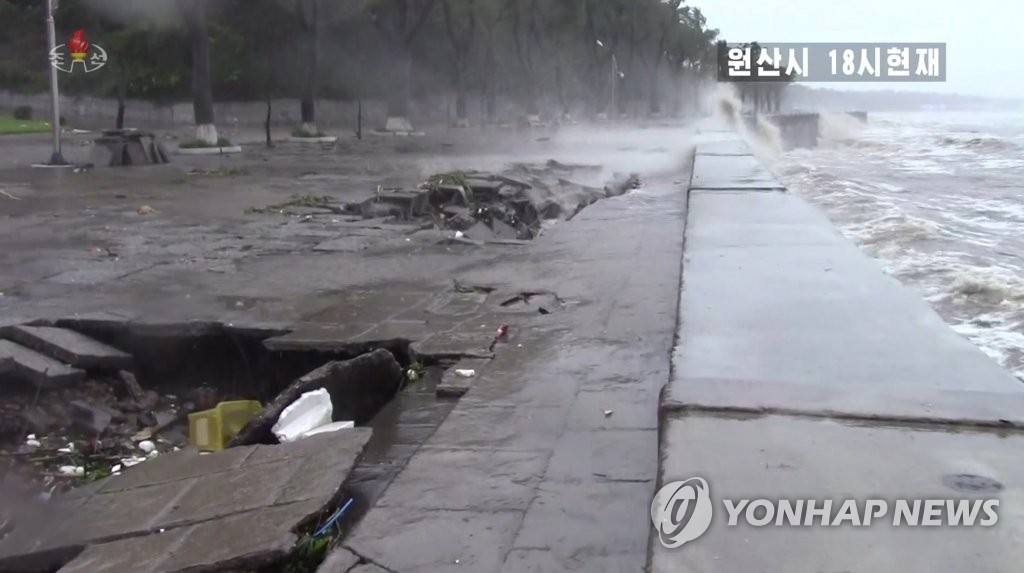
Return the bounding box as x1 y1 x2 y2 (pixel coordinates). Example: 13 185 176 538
654 127 1024 572
653 413 1024 573
343 173 688 572
2 122 695 571
667 189 1024 424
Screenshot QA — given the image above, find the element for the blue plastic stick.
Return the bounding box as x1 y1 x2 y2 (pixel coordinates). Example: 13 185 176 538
314 498 354 537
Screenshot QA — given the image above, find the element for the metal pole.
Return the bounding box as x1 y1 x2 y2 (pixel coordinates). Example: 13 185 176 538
45 0 66 165
610 54 617 120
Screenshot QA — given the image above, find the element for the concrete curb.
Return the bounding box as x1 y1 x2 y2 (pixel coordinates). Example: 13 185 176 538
175 145 243 155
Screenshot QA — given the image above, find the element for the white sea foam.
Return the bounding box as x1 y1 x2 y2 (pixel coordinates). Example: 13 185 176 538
778 111 1024 380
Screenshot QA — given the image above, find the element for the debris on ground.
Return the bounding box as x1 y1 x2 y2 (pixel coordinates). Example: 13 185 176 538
272 388 333 443
245 193 346 215
229 349 402 447
242 160 641 245
0 387 184 494
137 205 156 216
0 344 197 494
187 399 262 451
187 167 246 177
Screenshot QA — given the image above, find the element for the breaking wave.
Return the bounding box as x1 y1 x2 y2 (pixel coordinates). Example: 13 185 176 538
777 111 1024 380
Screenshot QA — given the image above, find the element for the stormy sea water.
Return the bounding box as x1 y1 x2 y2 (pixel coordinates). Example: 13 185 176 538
772 111 1024 382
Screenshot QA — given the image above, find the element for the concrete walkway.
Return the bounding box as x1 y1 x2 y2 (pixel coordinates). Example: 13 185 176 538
653 124 1024 571
338 173 689 571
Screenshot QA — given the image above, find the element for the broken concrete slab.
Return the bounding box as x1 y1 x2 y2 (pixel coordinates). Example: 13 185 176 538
411 330 495 360
0 431 371 572
437 358 492 398
5 325 132 370
59 500 319 573
230 349 402 446
0 339 85 388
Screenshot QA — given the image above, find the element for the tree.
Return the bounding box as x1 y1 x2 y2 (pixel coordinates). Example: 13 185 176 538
2 0 725 128
369 0 436 130
439 0 476 126
177 0 217 144
295 0 321 136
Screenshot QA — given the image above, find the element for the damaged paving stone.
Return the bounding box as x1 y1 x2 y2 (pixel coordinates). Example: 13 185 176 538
411 330 495 360
229 349 402 446
0 339 86 388
0 430 372 572
4 325 132 370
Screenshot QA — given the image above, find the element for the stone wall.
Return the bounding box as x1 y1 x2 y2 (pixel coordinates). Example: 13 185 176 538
0 90 564 130
0 90 394 129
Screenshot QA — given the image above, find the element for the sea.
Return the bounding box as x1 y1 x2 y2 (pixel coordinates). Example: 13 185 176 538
771 111 1024 381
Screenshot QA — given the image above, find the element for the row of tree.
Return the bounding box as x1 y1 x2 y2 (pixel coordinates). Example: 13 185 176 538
1 0 726 144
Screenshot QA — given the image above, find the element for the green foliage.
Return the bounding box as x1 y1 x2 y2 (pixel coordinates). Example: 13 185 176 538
428 171 470 188
0 116 50 135
12 105 31 120
283 534 331 573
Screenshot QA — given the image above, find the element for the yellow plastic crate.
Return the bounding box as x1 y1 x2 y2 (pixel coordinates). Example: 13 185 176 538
188 400 262 452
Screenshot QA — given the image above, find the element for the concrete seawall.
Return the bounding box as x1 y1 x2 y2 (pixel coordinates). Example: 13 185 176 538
651 122 1024 571
744 111 869 150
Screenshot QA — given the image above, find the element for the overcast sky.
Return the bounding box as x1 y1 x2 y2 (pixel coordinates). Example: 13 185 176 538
695 0 1017 98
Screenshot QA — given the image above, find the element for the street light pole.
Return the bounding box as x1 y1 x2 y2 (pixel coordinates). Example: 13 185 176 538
610 54 618 120
45 0 67 165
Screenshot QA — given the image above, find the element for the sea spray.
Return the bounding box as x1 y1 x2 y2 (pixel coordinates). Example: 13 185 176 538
819 111 866 144
754 115 784 157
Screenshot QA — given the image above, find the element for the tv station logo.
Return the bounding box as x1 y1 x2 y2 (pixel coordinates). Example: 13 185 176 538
717 42 946 82
49 29 108 74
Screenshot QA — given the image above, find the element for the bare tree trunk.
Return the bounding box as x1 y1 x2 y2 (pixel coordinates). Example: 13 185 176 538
179 0 217 144
298 0 319 135
265 95 272 147
386 46 411 119
115 62 127 129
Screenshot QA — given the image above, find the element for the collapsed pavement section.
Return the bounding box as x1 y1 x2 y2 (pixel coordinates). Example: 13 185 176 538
652 124 1024 572
0 430 371 572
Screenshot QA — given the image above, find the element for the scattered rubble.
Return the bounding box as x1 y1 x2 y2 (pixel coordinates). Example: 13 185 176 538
243 160 641 245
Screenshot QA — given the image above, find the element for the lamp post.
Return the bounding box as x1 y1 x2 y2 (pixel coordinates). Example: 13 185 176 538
596 40 621 119
45 0 67 165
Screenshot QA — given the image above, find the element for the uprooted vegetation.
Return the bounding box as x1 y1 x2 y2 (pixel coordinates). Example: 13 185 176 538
244 160 641 244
